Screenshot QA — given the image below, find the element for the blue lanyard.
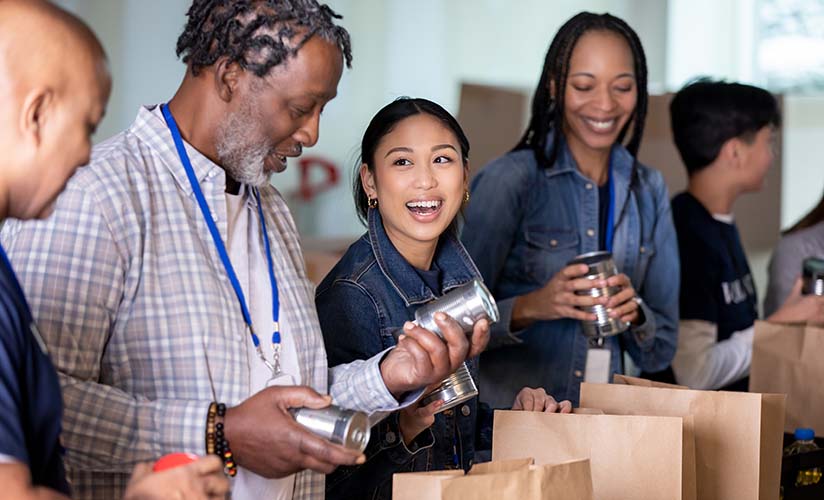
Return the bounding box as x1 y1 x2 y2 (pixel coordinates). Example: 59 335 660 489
604 155 616 253
160 104 283 377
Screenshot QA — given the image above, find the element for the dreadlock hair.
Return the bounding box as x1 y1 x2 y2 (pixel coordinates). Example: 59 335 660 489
176 0 352 78
514 12 648 170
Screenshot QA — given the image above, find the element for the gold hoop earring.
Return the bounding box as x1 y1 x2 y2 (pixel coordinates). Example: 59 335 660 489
463 190 470 203
368 197 378 209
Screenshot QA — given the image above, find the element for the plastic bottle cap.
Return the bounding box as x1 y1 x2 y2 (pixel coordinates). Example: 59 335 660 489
152 452 199 472
794 428 815 441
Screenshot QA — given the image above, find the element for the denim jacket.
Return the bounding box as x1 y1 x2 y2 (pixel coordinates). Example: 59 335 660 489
461 134 679 407
316 209 487 500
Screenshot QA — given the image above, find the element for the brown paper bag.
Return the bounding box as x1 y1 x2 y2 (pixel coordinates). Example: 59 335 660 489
613 373 688 389
751 320 824 435
580 381 785 500
492 410 696 500
393 457 593 500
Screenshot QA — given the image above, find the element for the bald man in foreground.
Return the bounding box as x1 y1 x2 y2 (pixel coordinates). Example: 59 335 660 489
0 1 228 499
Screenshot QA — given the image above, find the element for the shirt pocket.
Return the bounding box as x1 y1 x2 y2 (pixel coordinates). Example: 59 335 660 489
523 226 580 284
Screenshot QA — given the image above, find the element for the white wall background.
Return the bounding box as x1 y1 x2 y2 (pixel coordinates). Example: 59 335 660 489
55 0 824 301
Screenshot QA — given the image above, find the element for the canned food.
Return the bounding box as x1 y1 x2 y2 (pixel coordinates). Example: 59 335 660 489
802 257 824 296
291 406 371 453
568 251 630 338
413 279 498 413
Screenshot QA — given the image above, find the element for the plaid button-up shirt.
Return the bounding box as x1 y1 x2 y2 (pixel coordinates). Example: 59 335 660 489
1 105 402 499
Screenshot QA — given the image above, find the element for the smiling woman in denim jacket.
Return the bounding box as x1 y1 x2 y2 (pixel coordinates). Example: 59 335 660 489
316 98 571 500
461 12 680 408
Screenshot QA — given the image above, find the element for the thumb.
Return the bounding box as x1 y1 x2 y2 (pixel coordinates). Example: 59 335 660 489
189 455 224 475
279 385 332 410
129 462 153 482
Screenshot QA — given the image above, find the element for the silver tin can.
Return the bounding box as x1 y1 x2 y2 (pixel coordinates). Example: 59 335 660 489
802 257 824 296
413 279 498 413
414 279 500 335
291 406 371 453
568 251 630 338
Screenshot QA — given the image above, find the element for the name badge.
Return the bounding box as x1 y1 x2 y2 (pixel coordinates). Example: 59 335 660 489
584 347 611 384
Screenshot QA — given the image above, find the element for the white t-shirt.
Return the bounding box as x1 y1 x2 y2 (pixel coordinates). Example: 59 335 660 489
225 186 302 500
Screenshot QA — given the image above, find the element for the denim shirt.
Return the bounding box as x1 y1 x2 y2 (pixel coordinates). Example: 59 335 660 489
461 134 679 406
316 209 486 500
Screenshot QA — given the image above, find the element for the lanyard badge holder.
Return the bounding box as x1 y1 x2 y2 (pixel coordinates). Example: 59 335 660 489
161 104 285 384
162 104 372 451
573 164 630 383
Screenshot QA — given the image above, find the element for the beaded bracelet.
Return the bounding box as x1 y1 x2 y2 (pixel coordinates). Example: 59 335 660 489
206 402 237 477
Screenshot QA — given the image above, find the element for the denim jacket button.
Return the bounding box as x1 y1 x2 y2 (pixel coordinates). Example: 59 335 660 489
460 405 471 417
585 183 593 190
385 431 397 444
574 370 583 378
586 229 595 237
640 246 646 253
550 239 558 247
443 409 454 417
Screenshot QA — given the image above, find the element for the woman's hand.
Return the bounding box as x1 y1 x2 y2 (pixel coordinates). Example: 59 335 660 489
398 391 443 445
768 278 824 324
604 273 641 325
512 263 605 329
511 387 572 413
123 456 229 500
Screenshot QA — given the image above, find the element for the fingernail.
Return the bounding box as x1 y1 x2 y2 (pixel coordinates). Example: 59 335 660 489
398 334 406 341
435 312 446 321
404 322 414 331
356 455 366 465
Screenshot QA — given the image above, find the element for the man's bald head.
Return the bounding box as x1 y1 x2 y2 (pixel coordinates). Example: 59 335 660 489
0 0 111 220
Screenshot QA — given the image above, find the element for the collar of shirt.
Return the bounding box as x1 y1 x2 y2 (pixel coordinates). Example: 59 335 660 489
132 105 228 196
542 131 635 220
366 208 480 306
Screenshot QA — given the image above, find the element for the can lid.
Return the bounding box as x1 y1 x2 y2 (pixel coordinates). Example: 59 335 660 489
472 279 499 324
802 257 824 278
568 250 613 267
344 411 371 453
795 428 815 440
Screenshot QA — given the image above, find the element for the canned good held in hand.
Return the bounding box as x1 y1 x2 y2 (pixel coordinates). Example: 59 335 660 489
291 406 371 453
414 279 499 413
568 251 630 338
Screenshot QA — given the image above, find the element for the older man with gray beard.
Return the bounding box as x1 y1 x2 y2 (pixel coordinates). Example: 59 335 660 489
0 1 489 500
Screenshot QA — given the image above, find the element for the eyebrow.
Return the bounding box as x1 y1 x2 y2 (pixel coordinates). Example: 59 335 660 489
384 144 459 158
569 72 635 79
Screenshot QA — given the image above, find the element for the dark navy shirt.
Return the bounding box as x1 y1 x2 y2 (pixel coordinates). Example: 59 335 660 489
672 192 758 391
0 243 68 493
598 181 610 250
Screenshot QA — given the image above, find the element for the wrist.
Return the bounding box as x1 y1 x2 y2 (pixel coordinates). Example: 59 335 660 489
206 402 237 477
512 293 539 330
379 359 406 400
398 415 425 446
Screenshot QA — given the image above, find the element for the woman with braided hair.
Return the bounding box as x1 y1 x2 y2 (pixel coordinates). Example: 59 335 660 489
462 12 680 407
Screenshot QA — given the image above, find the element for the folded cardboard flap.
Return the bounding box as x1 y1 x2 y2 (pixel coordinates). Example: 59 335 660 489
492 410 692 500
467 457 534 475
612 373 688 389
393 456 593 500
580 381 785 500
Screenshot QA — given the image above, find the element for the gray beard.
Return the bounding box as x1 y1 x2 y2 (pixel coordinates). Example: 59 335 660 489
214 109 272 188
